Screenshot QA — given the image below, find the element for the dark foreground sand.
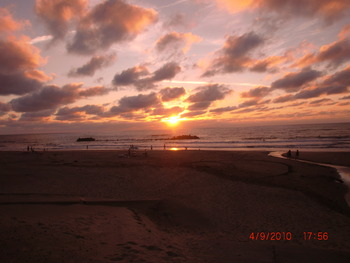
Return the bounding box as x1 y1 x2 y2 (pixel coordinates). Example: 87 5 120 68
0 150 349 263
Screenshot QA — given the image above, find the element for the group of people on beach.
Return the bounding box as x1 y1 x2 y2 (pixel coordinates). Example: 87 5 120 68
287 149 299 158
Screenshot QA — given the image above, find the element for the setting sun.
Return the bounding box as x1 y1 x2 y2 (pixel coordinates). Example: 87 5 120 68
163 116 182 126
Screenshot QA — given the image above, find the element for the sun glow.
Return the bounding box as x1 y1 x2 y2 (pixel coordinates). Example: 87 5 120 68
162 116 182 126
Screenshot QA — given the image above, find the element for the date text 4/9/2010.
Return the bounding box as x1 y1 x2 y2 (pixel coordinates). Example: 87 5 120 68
249 232 329 241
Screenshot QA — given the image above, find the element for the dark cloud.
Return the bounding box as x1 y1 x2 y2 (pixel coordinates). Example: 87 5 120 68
152 62 181 82
186 84 231 111
271 68 322 92
202 32 264 77
0 72 43 95
250 56 284 73
10 83 108 113
68 53 116 77
188 101 211 111
0 102 11 116
79 86 110 97
181 110 207 118
272 95 291 103
112 66 149 86
241 86 270 98
309 98 332 105
20 109 56 121
0 38 43 74
273 85 348 103
159 87 186 101
340 95 350 100
10 84 82 112
293 88 324 100
35 0 87 41
187 84 232 103
238 99 261 108
67 0 158 55
0 36 50 95
112 62 181 91
214 0 350 22
209 106 237 114
323 65 350 87
338 101 350 106
155 32 201 54
55 105 104 120
297 38 350 69
109 92 160 115
258 0 350 23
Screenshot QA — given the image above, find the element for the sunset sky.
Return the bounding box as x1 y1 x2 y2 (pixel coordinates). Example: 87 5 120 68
0 0 349 134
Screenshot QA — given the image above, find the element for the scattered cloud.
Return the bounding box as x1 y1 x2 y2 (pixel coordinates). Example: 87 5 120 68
210 0 350 22
55 104 105 120
340 95 350 100
202 32 264 77
109 92 160 115
309 98 332 105
0 7 27 33
271 67 322 92
0 72 43 96
187 84 232 103
66 0 158 55
152 62 181 82
79 86 110 97
323 65 350 87
241 86 270 98
112 62 181 91
188 101 211 111
159 87 186 101
0 102 11 116
0 35 51 95
68 53 116 77
0 37 44 75
155 31 201 54
209 106 237 114
35 0 88 41
272 94 294 104
20 109 56 121
10 83 109 112
186 84 232 110
296 38 350 69
295 25 350 70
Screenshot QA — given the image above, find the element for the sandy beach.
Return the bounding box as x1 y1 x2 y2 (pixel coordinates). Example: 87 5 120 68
0 150 350 262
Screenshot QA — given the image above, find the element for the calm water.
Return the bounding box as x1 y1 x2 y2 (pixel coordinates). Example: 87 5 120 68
0 122 349 152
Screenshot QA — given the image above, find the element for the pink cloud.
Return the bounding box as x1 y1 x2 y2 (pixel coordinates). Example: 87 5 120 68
35 0 88 41
156 31 201 54
67 0 158 55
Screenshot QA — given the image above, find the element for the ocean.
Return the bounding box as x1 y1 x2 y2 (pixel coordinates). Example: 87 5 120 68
0 122 349 152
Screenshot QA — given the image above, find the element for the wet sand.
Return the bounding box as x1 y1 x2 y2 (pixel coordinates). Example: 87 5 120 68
0 150 350 262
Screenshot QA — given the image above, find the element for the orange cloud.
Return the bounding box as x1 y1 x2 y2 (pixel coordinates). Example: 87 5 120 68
295 27 350 69
0 36 45 74
0 8 23 33
214 0 255 13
